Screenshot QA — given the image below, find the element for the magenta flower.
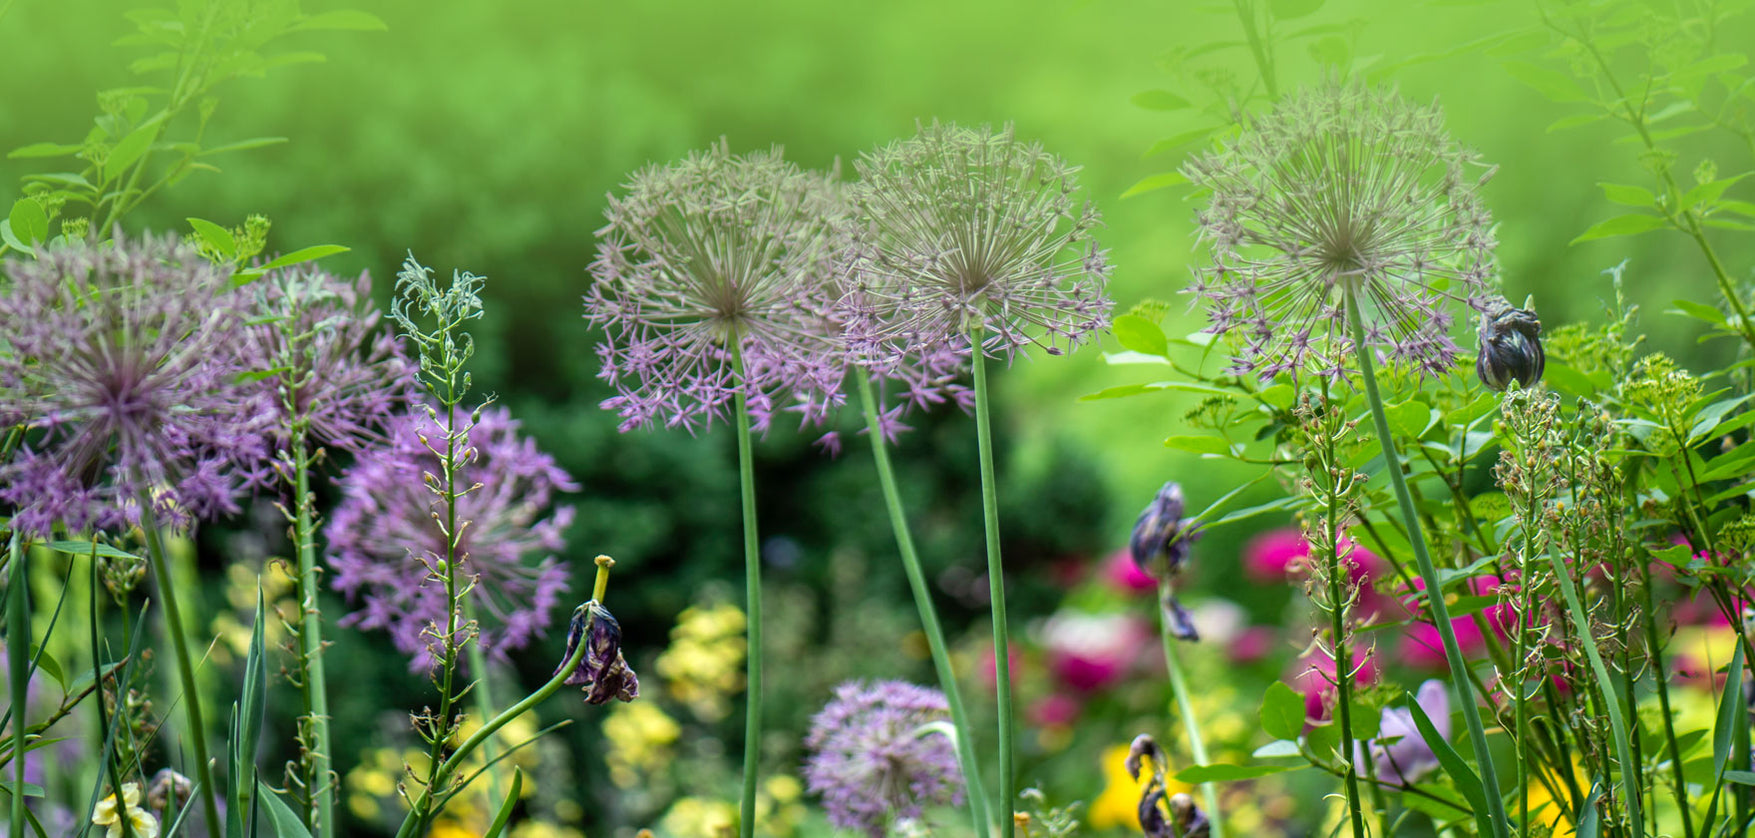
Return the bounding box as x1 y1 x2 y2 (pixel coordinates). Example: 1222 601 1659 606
1291 647 1379 722
1356 679 1449 785
0 233 271 535
803 680 965 837
841 121 1112 365
326 405 577 670
242 267 417 453
584 140 847 434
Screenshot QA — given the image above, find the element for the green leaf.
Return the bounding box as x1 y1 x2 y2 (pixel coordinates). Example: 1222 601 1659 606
1599 182 1656 208
7 142 82 159
230 244 351 285
256 779 314 838
1387 400 1432 439
1131 89 1192 111
103 121 159 183
1259 681 1306 740
1570 213 1667 244
1112 314 1169 357
1121 171 1187 199
1164 434 1231 455
1173 763 1293 783
1143 126 1217 158
1503 60 1590 102
1683 172 1753 211
0 220 24 253
199 136 289 157
1672 299 1730 327
481 769 523 838
1548 113 1605 133
294 9 389 31
187 217 237 260
0 780 45 798
1406 688 1494 838
42 540 140 560
1252 740 1301 759
1269 0 1325 19
1723 770 1755 786
8 198 47 247
26 645 66 692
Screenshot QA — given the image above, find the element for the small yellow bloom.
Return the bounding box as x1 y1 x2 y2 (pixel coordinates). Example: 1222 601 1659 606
92 782 160 838
1088 744 1191 830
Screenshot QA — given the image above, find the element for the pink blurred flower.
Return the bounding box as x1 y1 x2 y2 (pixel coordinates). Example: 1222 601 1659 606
1029 692 1084 727
1103 548 1158 594
1393 575 1513 672
1290 647 1378 721
1041 610 1150 693
1228 626 1277 665
1245 528 1308 583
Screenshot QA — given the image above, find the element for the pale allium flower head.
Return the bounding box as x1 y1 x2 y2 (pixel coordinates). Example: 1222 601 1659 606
585 140 847 434
803 680 965 837
1356 679 1449 785
242 267 417 453
326 405 577 670
1183 82 1498 380
841 121 1113 365
0 233 271 536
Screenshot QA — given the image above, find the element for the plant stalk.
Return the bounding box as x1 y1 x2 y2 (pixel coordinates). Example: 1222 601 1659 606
1158 600 1223 838
970 334 1016 833
289 434 335 835
731 344 765 838
7 533 25 838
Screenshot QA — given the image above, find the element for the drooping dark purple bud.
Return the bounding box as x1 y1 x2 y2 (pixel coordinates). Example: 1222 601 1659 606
1475 301 1544 392
1129 482 1198 579
1126 734 1210 838
555 601 638 704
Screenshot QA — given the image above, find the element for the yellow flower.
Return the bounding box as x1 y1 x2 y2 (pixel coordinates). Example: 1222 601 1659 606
655 603 747 722
1088 744 1191 830
1522 763 1591 838
92 782 160 838
604 697 682 788
510 822 587 838
661 796 738 838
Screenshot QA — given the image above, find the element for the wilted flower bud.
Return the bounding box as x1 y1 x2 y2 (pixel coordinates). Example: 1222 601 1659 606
146 767 193 816
1129 483 1202 641
1475 301 1544 392
1126 734 1211 838
555 601 639 704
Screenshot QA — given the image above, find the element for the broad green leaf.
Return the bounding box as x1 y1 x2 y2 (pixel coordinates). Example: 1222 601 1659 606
1387 400 1432 439
1260 681 1305 740
1672 299 1729 327
42 541 140 560
294 9 388 30
1131 90 1192 111
7 142 81 159
8 198 47 246
1599 182 1656 208
1724 770 1755 786
1252 740 1301 758
0 780 45 798
1683 172 1753 211
103 121 159 183
481 769 524 838
1503 60 1590 102
1164 434 1230 455
1173 763 1293 782
199 136 289 157
187 217 237 260
1112 314 1169 357
256 779 314 838
1121 171 1187 199
0 219 28 253
231 244 352 285
1570 213 1667 244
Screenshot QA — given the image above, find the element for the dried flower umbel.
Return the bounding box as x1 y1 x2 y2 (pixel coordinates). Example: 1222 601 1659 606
326 405 577 670
842 121 1112 363
1183 82 1498 380
803 680 965 838
585 140 847 433
0 233 271 535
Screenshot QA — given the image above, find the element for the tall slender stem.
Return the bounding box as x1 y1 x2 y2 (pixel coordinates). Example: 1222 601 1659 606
1157 602 1222 838
289 434 335 835
464 599 503 804
970 335 1016 833
730 344 764 838
1341 286 1510 838
135 490 224 835
7 534 25 838
856 376 992 835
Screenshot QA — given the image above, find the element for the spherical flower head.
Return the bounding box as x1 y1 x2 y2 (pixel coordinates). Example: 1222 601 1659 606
1183 82 1498 381
585 140 848 434
0 233 272 536
802 680 965 837
242 267 418 453
842 121 1113 365
1355 679 1449 785
326 404 578 671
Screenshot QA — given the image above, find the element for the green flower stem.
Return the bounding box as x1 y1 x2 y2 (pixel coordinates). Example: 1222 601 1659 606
289 434 336 836
970 335 1016 833
1342 286 1509 838
1641 555 1694 838
1157 603 1222 838
464 599 503 805
7 533 25 838
731 344 765 838
135 489 224 836
855 375 993 835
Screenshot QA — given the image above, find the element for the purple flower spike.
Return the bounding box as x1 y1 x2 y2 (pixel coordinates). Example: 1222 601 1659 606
1357 679 1450 785
1182 82 1498 381
325 405 577 671
584 140 848 434
242 267 418 453
841 121 1113 366
0 233 272 536
803 680 965 837
555 601 639 705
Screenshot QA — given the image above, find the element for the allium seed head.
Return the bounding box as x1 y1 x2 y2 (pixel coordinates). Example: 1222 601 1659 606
0 233 272 536
803 680 965 837
841 121 1113 365
1183 82 1498 381
326 405 577 671
585 140 848 434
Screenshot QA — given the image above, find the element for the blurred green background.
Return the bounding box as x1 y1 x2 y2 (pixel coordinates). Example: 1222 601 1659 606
5 0 1754 834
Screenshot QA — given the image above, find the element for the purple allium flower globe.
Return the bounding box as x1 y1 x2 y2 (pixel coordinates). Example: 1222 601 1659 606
585 140 848 434
1182 82 1498 381
842 121 1113 364
242 267 417 453
1355 679 1450 785
803 680 965 837
326 405 578 670
0 233 271 535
